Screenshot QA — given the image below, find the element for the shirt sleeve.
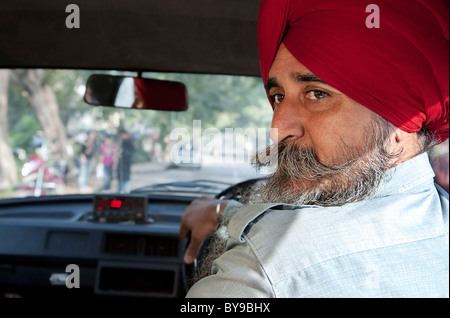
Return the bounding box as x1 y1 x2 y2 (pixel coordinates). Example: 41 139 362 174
185 233 274 298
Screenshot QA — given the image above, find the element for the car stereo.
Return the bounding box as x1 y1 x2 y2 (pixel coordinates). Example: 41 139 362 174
93 194 148 223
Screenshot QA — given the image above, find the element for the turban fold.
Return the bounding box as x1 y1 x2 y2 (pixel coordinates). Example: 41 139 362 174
258 0 449 143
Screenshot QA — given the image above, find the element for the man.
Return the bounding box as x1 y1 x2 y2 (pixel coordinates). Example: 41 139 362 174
117 129 135 193
180 0 449 297
99 135 119 191
78 130 97 193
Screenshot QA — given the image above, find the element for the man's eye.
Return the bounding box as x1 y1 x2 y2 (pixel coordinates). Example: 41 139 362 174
271 94 284 105
305 90 329 100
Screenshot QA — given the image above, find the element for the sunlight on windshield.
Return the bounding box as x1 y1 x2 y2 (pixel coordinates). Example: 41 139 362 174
0 69 274 199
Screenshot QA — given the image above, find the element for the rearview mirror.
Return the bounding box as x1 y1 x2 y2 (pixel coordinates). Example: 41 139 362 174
84 74 188 111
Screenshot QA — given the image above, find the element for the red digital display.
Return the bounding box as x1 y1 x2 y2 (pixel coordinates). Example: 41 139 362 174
110 199 122 208
93 195 147 223
96 198 138 210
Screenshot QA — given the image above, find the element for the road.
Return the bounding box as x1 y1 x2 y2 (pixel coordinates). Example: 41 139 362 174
62 155 269 196
130 160 266 191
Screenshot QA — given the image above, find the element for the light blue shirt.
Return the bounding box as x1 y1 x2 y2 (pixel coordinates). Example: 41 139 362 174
187 153 449 298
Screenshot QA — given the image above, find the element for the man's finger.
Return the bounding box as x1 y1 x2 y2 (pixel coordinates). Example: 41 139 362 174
184 236 202 264
179 221 189 240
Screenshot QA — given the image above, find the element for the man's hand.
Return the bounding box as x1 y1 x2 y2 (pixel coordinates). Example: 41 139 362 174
179 195 227 264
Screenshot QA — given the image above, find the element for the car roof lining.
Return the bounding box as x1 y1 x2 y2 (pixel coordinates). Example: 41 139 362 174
0 0 261 76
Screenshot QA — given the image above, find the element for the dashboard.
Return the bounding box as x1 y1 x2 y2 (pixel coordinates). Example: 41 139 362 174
0 193 194 298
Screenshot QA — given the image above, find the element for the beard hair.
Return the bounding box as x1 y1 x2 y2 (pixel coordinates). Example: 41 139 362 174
246 116 400 206
193 116 401 282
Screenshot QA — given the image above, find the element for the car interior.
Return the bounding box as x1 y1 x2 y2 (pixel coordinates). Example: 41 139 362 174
0 0 448 299
0 0 268 298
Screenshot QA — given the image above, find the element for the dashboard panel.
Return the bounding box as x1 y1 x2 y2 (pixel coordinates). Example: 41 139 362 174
0 194 193 298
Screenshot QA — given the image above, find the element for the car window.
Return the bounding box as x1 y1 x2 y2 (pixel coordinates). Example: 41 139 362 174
0 68 448 200
0 69 274 199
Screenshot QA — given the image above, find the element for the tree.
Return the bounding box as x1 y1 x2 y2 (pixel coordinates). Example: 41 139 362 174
12 70 71 166
0 70 18 188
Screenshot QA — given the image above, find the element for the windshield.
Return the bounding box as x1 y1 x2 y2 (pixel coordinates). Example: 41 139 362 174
0 69 274 199
1 69 448 200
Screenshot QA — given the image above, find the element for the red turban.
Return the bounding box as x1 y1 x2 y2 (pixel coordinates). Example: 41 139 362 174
258 0 449 143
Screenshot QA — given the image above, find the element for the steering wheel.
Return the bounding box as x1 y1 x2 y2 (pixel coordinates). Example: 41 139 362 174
182 177 265 293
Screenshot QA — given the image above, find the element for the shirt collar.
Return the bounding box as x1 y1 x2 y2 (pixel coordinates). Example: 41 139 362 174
375 152 435 197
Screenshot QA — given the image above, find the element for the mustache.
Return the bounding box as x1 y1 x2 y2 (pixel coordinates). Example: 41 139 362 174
252 138 358 181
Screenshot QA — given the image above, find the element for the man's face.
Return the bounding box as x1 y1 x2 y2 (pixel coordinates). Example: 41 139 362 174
267 43 378 166
250 43 395 205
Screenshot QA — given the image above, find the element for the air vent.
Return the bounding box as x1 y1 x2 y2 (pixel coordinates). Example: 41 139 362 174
103 234 140 255
144 236 179 257
103 234 179 257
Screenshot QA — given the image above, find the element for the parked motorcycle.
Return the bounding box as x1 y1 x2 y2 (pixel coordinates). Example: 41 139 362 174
20 152 67 196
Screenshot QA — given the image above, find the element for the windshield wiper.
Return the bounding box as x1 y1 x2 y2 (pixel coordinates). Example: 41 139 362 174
131 179 232 195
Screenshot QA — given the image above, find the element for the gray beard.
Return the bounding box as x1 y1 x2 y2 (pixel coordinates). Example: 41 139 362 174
246 116 399 206
194 117 399 282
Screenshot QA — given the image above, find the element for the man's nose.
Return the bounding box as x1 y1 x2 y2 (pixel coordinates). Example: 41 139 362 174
270 100 305 143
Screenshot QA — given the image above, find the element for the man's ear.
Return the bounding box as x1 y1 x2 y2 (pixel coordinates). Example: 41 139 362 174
391 127 422 163
393 127 409 144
